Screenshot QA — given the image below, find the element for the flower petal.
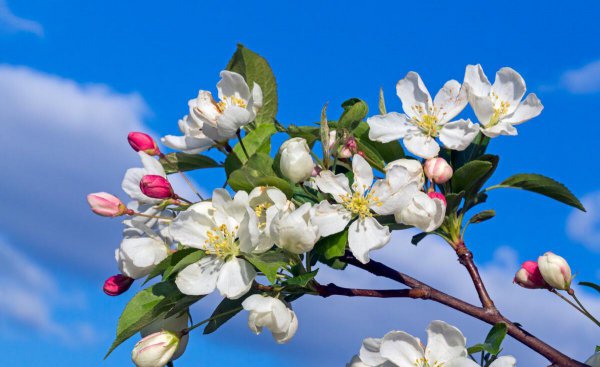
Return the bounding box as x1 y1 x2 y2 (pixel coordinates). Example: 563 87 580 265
468 94 495 125
367 112 416 143
481 120 518 138
359 337 387 366
396 72 433 120
403 133 440 159
217 106 254 139
491 67 526 115
161 134 214 154
489 356 517 367
352 154 374 194
433 80 467 124
216 258 256 299
311 201 352 237
169 207 215 248
464 64 491 97
379 331 425 367
444 357 480 367
314 171 351 203
139 152 166 177
425 320 467 364
217 70 250 102
348 217 391 264
503 93 543 125
439 119 480 151
175 256 223 296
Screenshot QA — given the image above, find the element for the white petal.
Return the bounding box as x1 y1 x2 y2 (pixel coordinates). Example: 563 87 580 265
444 357 480 367
439 119 480 151
213 188 249 225
489 356 517 367
348 217 391 264
425 320 467 364
314 171 351 203
468 94 495 125
175 256 223 296
217 70 250 101
352 154 374 194
503 93 543 125
273 310 298 344
491 67 526 115
367 112 415 143
169 209 214 248
120 237 167 268
403 133 440 159
463 64 491 97
249 82 263 114
122 167 159 204
216 258 256 299
161 134 214 154
396 72 433 120
396 192 445 232
311 201 352 237
379 331 425 367
481 121 518 138
189 90 220 125
217 106 253 139
139 152 166 177
433 80 467 123
346 355 371 367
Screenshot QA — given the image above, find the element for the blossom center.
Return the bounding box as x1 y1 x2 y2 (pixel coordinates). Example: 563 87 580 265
413 357 444 367
487 92 510 128
340 189 381 219
204 224 239 259
216 95 248 112
254 202 273 229
412 113 440 137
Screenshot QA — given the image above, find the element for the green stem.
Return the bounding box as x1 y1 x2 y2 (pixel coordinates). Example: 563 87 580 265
551 289 586 314
182 307 243 335
570 291 600 327
236 130 250 160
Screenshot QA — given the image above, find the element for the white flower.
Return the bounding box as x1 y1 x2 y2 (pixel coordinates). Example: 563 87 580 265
270 203 320 254
384 159 425 189
141 313 189 362
122 152 168 204
132 331 180 367
116 223 169 279
351 320 472 367
171 189 260 299
279 137 315 183
312 154 412 264
367 72 479 159
464 64 543 138
395 192 445 232
445 356 517 367
161 115 216 154
242 294 298 344
537 252 573 290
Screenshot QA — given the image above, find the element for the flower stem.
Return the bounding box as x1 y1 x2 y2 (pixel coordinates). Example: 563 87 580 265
550 289 586 314
181 307 243 335
236 130 250 160
569 290 600 327
160 153 204 200
129 211 173 221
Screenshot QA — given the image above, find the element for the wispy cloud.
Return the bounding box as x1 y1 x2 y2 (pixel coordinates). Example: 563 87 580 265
0 0 43 36
561 60 600 94
567 191 600 251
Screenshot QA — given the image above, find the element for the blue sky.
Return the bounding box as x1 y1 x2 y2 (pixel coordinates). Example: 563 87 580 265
1 0 599 365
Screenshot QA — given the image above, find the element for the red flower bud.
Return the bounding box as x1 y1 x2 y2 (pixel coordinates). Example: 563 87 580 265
514 260 548 289
103 274 134 296
87 192 129 217
128 132 161 156
427 191 446 206
140 175 174 199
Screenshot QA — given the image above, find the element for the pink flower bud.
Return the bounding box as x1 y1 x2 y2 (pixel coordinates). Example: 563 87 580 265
538 252 573 290
311 165 322 177
140 175 174 199
424 157 453 184
513 260 548 289
87 192 129 217
103 274 135 296
128 132 161 156
339 137 358 159
427 191 446 206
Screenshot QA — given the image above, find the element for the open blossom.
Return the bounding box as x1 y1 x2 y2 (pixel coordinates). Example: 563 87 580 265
171 189 260 299
242 294 298 344
367 72 479 159
396 191 445 232
348 320 517 367
163 71 263 151
141 313 189 363
270 203 320 254
279 137 314 183
537 252 573 290
132 331 180 367
122 152 168 204
464 64 543 138
312 154 413 264
116 223 169 279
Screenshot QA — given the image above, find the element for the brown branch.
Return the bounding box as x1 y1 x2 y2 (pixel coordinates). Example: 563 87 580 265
455 241 496 310
340 251 589 367
315 283 429 299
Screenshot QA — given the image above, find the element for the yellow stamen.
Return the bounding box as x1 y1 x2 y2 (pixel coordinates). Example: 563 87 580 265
216 95 248 112
254 202 273 229
204 224 239 259
487 92 510 128
340 187 381 219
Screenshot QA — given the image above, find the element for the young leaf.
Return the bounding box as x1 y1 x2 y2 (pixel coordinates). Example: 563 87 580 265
411 232 429 246
467 323 507 356
287 125 321 148
338 98 368 131
321 103 331 168
488 174 585 211
203 290 257 335
159 153 220 174
245 251 291 283
162 249 205 280
579 281 600 294
143 248 199 285
451 160 493 194
314 230 349 261
226 44 277 125
285 270 319 287
378 87 387 115
224 124 277 176
228 153 293 197
468 210 496 224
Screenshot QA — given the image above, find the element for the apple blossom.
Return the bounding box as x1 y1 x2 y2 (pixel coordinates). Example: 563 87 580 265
514 260 548 289
103 274 134 296
446 356 517 367
141 313 189 362
279 137 314 183
463 64 543 138
128 132 161 156
242 294 298 344
116 224 169 279
161 115 216 154
131 331 179 367
396 191 445 232
122 152 168 204
87 192 129 217
538 252 573 290
270 203 320 254
367 72 479 159
424 157 453 184
384 158 425 189
140 175 175 199
171 189 259 299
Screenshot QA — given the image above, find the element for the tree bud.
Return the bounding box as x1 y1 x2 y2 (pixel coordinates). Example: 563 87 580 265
140 175 174 199
513 260 548 289
339 136 359 158
131 331 180 367
128 132 161 156
279 138 314 183
537 252 573 290
424 157 453 184
103 274 135 296
87 192 129 217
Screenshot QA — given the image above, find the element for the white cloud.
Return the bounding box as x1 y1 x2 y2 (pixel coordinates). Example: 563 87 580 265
567 191 600 252
561 60 600 94
0 0 43 36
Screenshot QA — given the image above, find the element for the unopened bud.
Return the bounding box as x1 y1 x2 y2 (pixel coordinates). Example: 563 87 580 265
140 175 174 199
128 132 161 156
103 274 135 296
132 331 180 367
514 260 548 289
427 191 446 206
87 192 129 217
424 157 453 184
338 137 358 159
537 252 573 290
279 138 314 183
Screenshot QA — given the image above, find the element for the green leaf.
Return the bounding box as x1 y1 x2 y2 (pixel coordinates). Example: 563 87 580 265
468 323 507 356
315 230 348 260
579 281 600 294
468 210 496 224
452 160 493 194
489 174 585 211
143 248 199 285
159 153 220 174
411 232 429 246
164 295 204 318
287 125 320 148
445 192 464 213
224 124 277 176
228 153 293 197
162 249 205 280
245 250 291 283
203 290 257 335
226 44 277 125
105 282 183 358
285 270 319 287
338 98 368 131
